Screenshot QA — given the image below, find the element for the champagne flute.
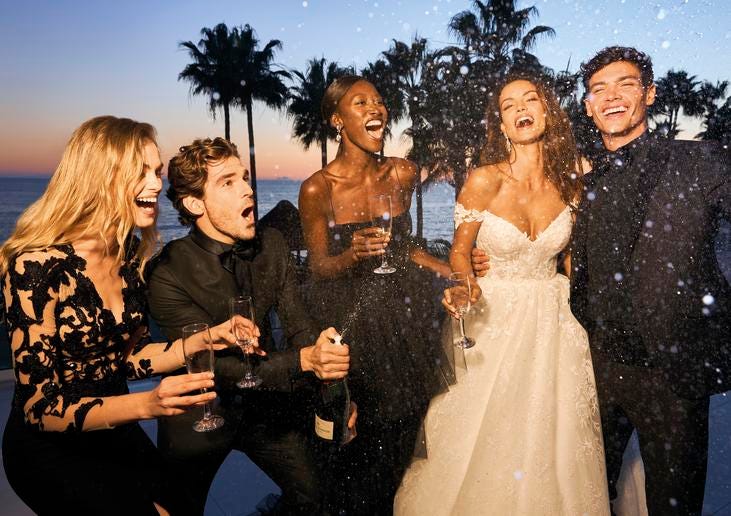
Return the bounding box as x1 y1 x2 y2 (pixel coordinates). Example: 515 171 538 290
448 272 476 349
228 296 263 389
182 323 225 432
370 194 396 274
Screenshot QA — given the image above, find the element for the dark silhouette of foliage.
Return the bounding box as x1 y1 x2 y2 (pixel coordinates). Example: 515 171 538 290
234 24 291 220
650 69 704 139
179 23 239 140
288 57 354 168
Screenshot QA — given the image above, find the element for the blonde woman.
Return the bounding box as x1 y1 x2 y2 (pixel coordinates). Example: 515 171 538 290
0 116 252 515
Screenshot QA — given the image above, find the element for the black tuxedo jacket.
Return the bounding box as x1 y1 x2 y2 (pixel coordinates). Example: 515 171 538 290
571 136 730 399
146 226 319 393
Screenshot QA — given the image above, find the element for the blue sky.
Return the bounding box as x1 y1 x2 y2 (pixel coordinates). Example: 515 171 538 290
1 0 729 177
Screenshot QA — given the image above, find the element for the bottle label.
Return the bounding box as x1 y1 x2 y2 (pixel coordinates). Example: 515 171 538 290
315 414 335 440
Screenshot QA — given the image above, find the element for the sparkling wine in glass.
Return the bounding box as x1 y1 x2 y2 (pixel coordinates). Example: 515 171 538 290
182 323 225 432
448 272 476 349
370 194 396 274
228 296 263 389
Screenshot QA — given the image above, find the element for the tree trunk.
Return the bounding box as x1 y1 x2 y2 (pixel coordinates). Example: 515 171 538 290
224 103 231 141
245 97 258 221
320 132 328 169
671 108 679 139
415 163 424 239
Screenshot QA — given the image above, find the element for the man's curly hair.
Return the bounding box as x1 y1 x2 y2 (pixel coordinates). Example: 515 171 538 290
580 46 654 90
167 137 240 226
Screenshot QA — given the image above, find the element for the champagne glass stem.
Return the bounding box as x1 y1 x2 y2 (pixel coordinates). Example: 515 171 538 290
243 347 254 379
203 400 213 421
459 318 467 339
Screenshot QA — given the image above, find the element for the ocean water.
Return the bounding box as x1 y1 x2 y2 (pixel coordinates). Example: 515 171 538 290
0 177 457 246
2 176 729 267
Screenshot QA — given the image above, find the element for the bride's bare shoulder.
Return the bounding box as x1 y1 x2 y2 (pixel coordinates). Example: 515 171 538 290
458 164 505 210
464 163 505 193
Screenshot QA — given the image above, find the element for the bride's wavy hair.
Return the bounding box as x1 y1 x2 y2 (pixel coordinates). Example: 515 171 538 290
480 72 582 208
0 116 160 277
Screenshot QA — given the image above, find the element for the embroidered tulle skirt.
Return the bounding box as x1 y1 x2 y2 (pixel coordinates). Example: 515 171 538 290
395 274 610 515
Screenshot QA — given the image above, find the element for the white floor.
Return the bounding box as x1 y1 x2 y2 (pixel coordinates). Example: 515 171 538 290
0 371 729 515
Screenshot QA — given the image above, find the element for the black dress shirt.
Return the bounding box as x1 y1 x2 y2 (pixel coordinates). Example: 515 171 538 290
581 132 657 362
146 226 319 393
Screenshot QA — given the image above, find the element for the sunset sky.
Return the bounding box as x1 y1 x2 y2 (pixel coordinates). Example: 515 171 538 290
1 0 729 179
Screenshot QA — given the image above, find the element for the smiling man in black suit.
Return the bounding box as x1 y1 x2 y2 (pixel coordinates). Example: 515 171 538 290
571 46 730 515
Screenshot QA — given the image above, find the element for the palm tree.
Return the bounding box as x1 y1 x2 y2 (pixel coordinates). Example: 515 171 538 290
288 58 353 169
416 47 489 197
381 37 440 238
650 70 704 139
697 81 731 145
179 23 239 140
698 97 731 145
698 80 729 115
362 58 406 151
448 0 555 73
444 0 555 194
234 25 290 220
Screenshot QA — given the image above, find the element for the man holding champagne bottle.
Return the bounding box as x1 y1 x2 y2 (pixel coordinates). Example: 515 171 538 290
147 137 355 515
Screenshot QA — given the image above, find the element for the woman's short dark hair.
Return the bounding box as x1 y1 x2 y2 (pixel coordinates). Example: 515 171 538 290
580 46 654 90
167 137 240 226
321 75 368 125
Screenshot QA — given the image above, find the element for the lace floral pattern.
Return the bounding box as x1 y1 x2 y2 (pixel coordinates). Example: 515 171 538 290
3 244 170 432
395 203 609 515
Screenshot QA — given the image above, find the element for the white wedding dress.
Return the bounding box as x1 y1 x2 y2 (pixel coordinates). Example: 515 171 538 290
394 204 610 516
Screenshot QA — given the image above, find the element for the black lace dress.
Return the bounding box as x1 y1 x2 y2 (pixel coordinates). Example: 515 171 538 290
308 211 448 514
2 245 179 515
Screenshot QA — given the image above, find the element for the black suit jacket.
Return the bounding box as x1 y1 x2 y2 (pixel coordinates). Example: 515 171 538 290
571 136 730 399
147 226 319 393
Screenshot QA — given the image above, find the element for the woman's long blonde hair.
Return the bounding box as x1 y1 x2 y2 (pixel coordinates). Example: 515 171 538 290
0 115 160 276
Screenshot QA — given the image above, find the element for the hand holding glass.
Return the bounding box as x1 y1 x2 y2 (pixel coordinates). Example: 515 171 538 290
229 296 263 388
182 323 225 432
448 272 476 349
370 194 396 274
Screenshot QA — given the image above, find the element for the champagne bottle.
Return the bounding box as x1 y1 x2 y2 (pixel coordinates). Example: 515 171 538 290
314 334 351 446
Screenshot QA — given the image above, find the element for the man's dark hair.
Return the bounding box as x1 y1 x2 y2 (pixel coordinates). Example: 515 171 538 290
167 137 240 226
580 46 654 90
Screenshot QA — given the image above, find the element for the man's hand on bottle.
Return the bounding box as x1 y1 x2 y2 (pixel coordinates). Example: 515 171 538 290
300 327 350 380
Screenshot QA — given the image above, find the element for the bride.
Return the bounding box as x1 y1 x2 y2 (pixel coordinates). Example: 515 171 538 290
394 75 610 515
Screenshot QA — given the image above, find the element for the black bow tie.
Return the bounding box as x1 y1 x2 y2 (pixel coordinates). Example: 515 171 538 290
220 240 257 296
599 145 632 169
220 240 257 273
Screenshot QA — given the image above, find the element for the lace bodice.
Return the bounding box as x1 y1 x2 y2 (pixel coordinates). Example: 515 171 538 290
3 244 179 432
454 203 572 280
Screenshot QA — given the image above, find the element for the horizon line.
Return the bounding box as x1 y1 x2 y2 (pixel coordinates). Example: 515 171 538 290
0 172 305 181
